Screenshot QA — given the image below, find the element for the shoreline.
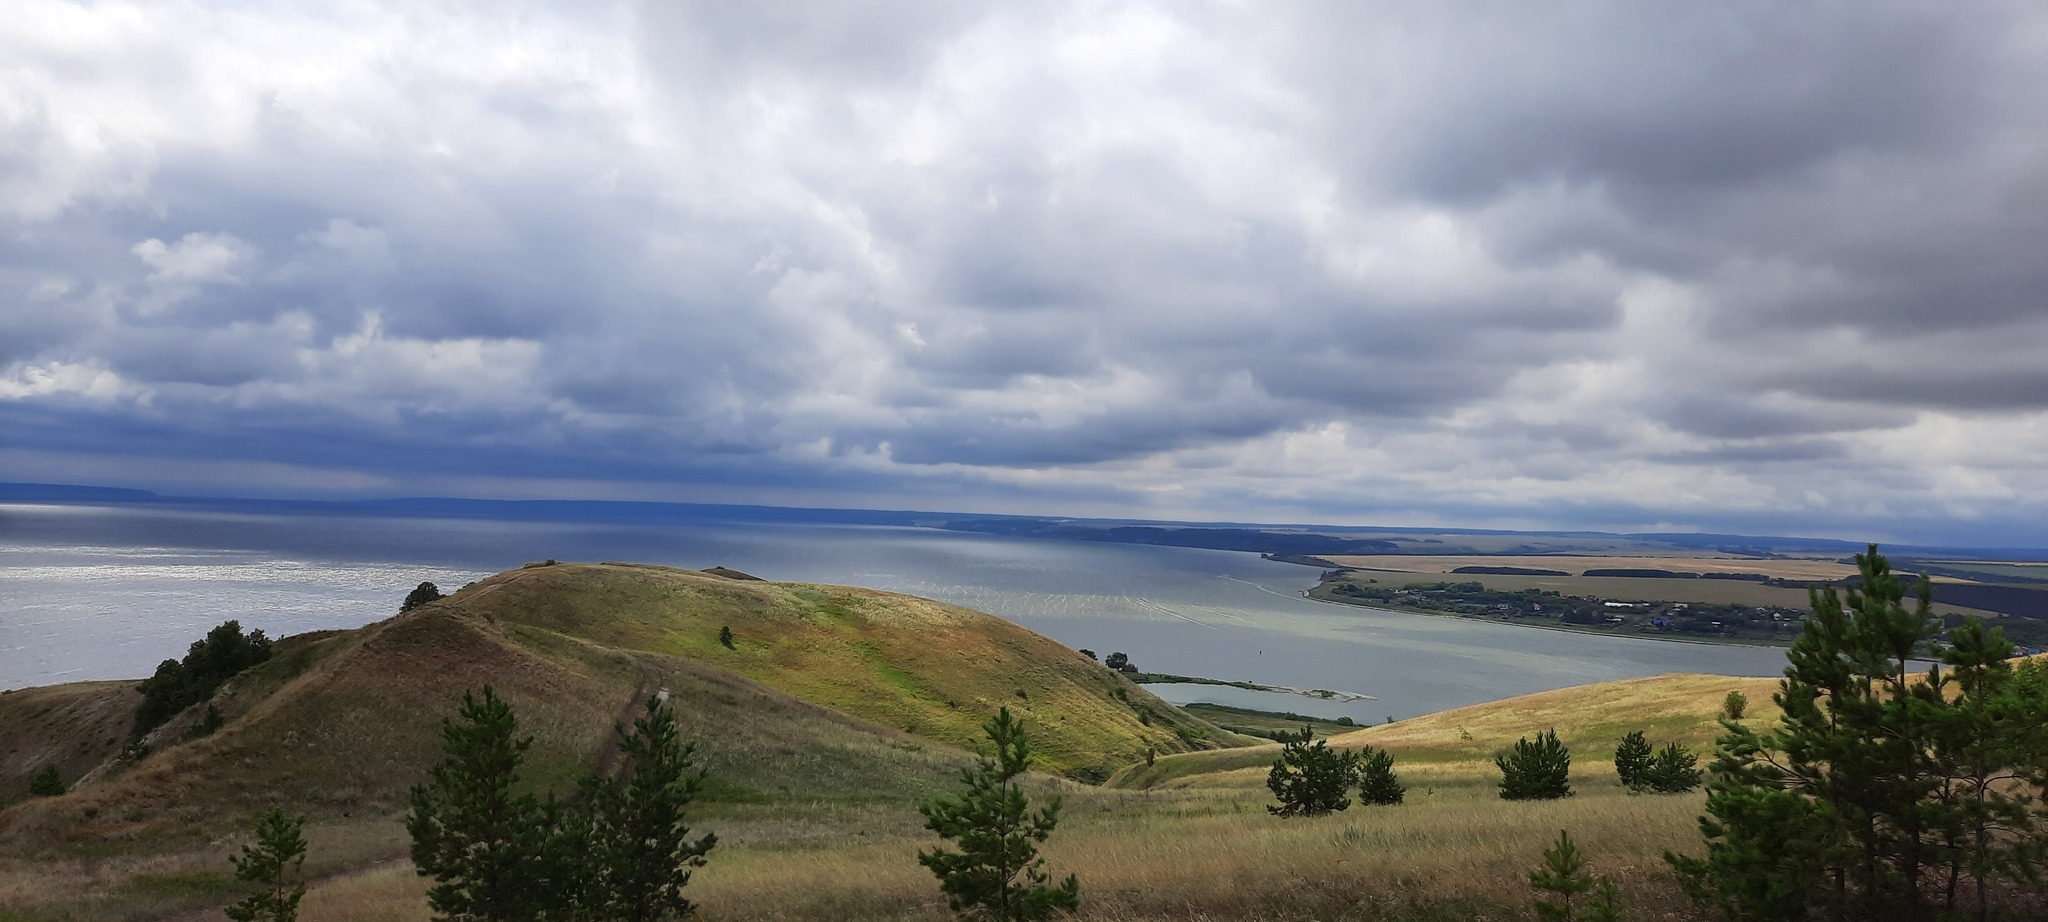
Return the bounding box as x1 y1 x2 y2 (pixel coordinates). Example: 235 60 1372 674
1295 588 1795 650
1129 671 1377 702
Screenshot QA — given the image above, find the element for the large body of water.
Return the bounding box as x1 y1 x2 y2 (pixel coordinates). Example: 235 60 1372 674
0 502 1791 721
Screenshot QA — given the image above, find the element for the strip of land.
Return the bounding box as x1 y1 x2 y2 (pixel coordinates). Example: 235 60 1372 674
1314 553 1859 581
1129 672 1375 702
1305 564 2048 649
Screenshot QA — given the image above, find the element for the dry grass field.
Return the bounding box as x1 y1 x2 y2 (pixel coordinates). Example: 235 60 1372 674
261 672 1779 922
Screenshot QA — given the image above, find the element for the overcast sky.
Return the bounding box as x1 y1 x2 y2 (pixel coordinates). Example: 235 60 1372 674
4 2 2047 545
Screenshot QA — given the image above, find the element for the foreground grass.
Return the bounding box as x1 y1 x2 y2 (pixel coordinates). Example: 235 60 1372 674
277 765 1707 922
5 670 1740 921
280 670 1771 921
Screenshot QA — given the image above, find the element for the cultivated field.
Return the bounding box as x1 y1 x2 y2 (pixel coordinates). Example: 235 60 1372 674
1318 569 2000 621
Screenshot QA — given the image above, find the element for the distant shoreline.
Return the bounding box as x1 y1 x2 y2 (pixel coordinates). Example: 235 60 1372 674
1128 671 1376 702
1296 588 1793 650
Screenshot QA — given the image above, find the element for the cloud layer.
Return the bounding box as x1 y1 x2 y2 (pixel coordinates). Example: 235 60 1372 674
5 1 2047 545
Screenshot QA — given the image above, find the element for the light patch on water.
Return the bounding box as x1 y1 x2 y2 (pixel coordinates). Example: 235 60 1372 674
0 502 1794 718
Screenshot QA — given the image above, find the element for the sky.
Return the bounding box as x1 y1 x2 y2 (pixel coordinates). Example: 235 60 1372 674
4 2 2047 546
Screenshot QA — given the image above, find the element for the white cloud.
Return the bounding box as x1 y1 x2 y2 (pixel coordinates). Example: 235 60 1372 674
1 0 2045 544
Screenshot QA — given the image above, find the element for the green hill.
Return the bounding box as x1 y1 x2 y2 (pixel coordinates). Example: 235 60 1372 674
1 563 1245 856
447 562 1246 778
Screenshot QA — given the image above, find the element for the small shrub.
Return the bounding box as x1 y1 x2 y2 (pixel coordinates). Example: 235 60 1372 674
1721 690 1747 720
1336 716 1355 726
718 625 735 649
1497 729 1572 801
184 704 226 741
29 765 65 797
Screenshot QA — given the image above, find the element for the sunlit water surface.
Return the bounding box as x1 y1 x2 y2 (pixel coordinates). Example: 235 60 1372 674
0 503 1791 720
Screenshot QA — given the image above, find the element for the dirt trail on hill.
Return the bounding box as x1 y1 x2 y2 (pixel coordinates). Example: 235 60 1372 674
594 659 666 778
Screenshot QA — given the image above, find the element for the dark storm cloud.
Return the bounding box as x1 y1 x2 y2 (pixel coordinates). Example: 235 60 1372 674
3 0 2046 544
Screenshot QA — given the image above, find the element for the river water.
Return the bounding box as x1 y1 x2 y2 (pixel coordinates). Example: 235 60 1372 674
0 501 1791 720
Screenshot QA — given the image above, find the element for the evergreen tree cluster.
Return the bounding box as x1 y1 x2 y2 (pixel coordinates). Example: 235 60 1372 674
133 620 273 739
1266 726 1404 817
403 581 445 612
1497 729 1573 800
1614 731 1702 795
407 686 715 922
1667 546 2048 921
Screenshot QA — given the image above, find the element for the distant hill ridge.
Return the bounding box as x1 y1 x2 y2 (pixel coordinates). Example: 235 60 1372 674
9 482 2046 560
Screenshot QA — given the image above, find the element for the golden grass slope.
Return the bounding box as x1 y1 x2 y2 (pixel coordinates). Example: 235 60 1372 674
0 682 136 810
448 562 1252 778
284 672 1795 921
1110 672 1781 789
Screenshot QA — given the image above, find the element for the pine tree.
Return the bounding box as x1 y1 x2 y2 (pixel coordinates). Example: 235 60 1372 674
1530 829 1622 922
918 708 1080 921
1639 742 1703 794
1664 546 2048 921
580 694 716 922
407 686 549 922
226 808 307 922
1266 726 1360 816
1355 746 1405 806
1497 730 1572 800
1614 731 1653 791
1928 617 2039 918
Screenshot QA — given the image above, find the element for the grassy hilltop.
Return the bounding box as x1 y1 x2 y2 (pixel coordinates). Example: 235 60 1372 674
0 563 1249 920
451 562 1249 778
